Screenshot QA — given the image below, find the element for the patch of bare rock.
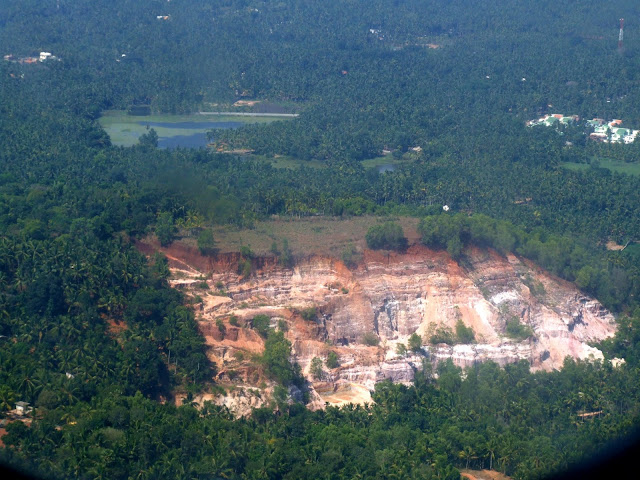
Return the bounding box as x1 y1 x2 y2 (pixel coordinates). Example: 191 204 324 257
166 244 616 411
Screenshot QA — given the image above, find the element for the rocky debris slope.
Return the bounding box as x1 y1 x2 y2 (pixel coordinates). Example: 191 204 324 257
166 244 616 408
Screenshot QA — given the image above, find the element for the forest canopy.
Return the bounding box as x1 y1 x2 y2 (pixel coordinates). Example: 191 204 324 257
2 1 640 479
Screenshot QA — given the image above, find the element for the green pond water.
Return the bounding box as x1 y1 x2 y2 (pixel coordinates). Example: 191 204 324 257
99 111 280 148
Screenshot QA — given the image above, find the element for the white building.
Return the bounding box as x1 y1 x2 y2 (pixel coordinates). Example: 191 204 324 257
589 119 639 144
15 401 30 416
526 114 579 127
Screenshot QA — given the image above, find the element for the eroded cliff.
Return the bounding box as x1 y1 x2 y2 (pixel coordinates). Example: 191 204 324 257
161 242 616 409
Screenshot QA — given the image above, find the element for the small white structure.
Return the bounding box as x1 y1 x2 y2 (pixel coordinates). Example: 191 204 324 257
443 205 450 212
611 358 626 368
39 52 52 62
15 401 30 416
527 114 579 128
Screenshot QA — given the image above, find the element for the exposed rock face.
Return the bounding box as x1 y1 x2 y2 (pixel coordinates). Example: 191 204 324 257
167 244 616 409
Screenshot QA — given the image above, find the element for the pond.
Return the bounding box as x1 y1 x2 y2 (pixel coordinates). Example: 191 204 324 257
138 121 243 149
99 111 282 148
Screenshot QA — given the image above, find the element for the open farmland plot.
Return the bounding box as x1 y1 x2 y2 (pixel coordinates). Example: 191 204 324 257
206 216 421 257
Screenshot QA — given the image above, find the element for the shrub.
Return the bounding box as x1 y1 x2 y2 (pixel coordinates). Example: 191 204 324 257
522 274 546 298
446 236 464 260
362 332 380 346
396 343 408 356
430 326 455 345
197 229 216 255
252 314 271 338
365 222 408 251
326 351 339 369
229 315 239 326
341 242 361 268
239 259 252 278
408 333 423 352
278 238 293 267
216 319 226 339
300 307 317 321
505 317 534 341
455 319 475 343
310 357 324 380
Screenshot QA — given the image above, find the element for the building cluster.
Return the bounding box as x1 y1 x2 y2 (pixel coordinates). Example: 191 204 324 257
4 52 59 64
527 114 639 144
586 118 639 144
526 113 579 127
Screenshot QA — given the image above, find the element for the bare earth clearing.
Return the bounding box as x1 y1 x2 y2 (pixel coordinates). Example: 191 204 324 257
138 217 618 413
461 469 512 480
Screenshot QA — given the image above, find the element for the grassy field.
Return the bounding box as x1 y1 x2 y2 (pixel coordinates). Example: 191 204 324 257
99 110 284 147
561 159 640 176
200 216 422 257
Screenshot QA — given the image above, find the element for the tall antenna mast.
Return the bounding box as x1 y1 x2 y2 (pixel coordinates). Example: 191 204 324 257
618 18 624 51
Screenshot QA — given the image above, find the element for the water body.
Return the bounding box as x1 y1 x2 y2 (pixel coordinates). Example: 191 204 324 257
139 121 243 130
137 121 243 149
101 110 288 148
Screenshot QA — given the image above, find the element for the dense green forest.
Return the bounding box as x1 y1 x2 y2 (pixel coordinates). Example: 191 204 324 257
2 0 640 479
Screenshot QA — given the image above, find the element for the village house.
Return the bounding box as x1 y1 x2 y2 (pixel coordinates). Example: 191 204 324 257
15 401 31 416
588 118 639 144
530 115 638 144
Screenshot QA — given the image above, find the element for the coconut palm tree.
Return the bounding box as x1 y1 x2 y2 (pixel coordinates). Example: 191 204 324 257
459 445 477 470
0 385 16 411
